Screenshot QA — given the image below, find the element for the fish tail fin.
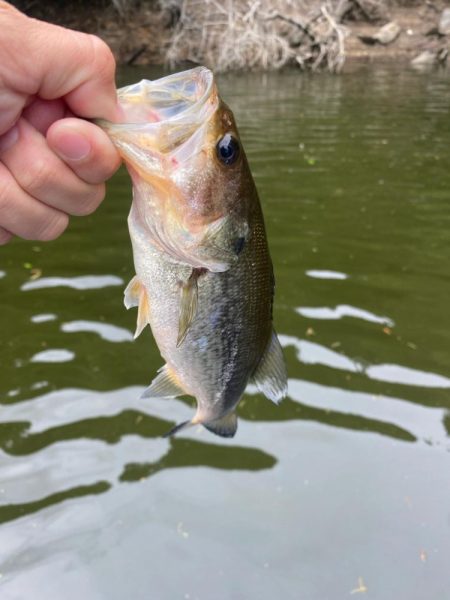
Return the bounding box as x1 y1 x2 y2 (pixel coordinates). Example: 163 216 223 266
203 411 238 438
162 411 238 439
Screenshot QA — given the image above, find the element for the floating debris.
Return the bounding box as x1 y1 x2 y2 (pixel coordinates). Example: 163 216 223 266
350 577 368 594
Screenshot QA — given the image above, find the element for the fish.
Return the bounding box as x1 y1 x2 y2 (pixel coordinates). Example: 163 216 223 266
99 67 287 438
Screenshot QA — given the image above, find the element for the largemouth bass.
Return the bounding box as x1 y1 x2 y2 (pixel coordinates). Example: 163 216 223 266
100 67 287 437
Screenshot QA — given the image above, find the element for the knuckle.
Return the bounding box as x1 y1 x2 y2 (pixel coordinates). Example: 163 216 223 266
0 176 14 213
89 35 116 81
72 184 105 216
35 212 69 241
20 158 53 197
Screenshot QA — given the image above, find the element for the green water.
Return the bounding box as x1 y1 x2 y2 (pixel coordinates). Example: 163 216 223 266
1 66 449 599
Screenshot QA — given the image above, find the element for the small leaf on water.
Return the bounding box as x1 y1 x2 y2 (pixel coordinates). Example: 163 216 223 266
304 154 317 166
23 262 33 269
29 268 42 281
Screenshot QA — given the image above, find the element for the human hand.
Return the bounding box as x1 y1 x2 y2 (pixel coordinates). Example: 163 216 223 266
0 1 121 245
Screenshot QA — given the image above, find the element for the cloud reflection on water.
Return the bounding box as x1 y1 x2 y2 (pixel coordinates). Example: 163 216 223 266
296 304 394 326
280 334 450 389
21 275 124 292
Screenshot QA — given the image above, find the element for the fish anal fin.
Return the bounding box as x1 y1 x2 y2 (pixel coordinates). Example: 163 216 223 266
177 269 201 347
203 412 238 438
141 364 185 399
124 275 142 310
252 329 288 405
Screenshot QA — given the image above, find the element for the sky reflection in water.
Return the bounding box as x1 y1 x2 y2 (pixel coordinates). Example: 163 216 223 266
1 66 450 600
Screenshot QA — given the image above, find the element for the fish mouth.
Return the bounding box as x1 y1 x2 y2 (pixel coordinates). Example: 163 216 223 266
97 67 218 161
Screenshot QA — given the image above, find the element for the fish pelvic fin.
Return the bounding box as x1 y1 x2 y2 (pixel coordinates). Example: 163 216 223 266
251 329 288 405
162 419 195 438
177 269 202 347
203 411 238 438
141 364 185 399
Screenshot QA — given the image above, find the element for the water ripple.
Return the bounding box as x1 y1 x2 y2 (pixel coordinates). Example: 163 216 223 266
30 350 75 364
280 335 450 389
61 321 133 343
367 364 450 389
31 314 57 324
305 270 348 280
21 275 124 292
286 378 447 446
296 304 394 326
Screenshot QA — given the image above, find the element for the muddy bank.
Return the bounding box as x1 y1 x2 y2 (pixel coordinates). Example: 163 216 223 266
13 1 450 70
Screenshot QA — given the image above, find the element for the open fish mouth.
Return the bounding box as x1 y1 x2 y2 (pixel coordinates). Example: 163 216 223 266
98 67 243 273
97 67 218 159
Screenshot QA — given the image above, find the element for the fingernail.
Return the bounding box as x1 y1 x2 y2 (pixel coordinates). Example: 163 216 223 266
52 127 91 161
0 125 19 153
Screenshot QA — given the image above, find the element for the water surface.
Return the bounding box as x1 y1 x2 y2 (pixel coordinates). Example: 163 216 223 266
1 65 450 600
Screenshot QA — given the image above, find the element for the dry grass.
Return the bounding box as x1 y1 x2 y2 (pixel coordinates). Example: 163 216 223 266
163 0 351 72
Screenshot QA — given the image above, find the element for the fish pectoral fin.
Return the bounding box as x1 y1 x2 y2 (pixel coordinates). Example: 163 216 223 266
177 269 201 347
141 364 184 399
203 412 238 438
124 275 142 309
251 329 288 405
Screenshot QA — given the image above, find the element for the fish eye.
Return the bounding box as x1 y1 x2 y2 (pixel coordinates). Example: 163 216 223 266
216 133 240 166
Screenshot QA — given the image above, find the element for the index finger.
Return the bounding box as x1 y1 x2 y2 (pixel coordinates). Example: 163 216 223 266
0 3 121 123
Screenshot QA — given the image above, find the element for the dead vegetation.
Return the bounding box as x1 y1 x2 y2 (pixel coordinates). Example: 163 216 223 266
163 0 350 72
13 0 450 71
161 0 449 72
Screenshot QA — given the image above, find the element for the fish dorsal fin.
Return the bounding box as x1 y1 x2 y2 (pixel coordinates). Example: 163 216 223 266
177 269 201 347
141 364 184 399
124 275 142 309
203 411 238 438
124 276 150 338
252 329 288 404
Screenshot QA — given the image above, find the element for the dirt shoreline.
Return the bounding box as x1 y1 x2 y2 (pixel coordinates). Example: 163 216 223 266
14 2 450 70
